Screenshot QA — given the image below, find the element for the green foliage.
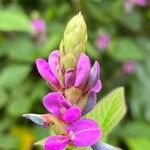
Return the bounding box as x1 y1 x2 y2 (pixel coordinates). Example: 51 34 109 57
120 121 150 138
108 38 144 61
125 137 150 150
87 87 126 140
7 36 37 62
0 88 8 108
0 64 31 88
0 8 31 32
119 11 143 32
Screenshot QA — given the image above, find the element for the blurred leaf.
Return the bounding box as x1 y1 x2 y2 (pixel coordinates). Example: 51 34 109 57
137 37 150 54
39 33 61 57
108 38 144 61
7 96 32 116
130 59 150 121
0 64 31 88
0 9 31 32
119 11 142 32
87 87 126 140
0 88 7 108
86 2 112 24
7 37 37 62
32 126 50 141
120 121 150 138
125 137 150 150
0 118 13 132
0 134 17 149
86 42 101 60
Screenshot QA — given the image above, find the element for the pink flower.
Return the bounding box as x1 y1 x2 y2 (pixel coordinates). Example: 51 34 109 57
96 33 110 51
32 19 46 33
43 92 81 124
36 51 102 115
23 92 81 126
124 0 147 13
122 60 136 74
136 0 147 6
44 118 102 150
23 92 102 150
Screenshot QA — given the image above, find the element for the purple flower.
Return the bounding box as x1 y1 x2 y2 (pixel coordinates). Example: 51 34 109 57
136 0 147 6
43 92 81 124
122 60 136 74
96 33 110 51
44 118 102 150
36 51 102 115
23 92 102 149
124 0 147 13
32 19 46 33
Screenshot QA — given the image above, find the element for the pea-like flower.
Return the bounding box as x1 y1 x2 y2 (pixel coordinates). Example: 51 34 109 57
122 60 136 74
96 32 110 51
36 51 102 115
43 92 81 124
44 119 102 150
124 0 147 13
23 92 82 128
23 92 102 150
32 19 46 34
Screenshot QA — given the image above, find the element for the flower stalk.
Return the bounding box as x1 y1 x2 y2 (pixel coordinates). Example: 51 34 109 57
23 12 105 150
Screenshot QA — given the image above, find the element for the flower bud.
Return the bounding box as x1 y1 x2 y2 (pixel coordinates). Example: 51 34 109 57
22 113 52 128
60 12 87 70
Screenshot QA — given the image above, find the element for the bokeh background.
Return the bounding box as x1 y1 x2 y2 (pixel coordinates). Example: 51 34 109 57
0 0 150 150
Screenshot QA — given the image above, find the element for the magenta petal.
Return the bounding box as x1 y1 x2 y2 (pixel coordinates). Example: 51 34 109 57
44 135 69 150
63 107 81 123
65 69 76 88
67 119 102 147
43 92 71 118
48 50 60 78
85 61 100 92
36 58 60 89
75 53 91 88
82 91 96 116
91 79 102 93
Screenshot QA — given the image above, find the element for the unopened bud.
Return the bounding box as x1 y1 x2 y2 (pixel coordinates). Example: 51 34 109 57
60 12 87 70
23 113 52 128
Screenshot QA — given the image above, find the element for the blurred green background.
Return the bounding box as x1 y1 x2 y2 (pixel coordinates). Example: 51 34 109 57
0 0 150 150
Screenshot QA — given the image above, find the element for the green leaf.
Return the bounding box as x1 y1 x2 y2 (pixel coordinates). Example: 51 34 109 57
125 137 150 150
7 37 37 62
0 134 17 149
87 87 126 140
0 88 8 108
120 121 150 138
0 118 13 132
39 33 62 57
0 64 31 88
130 59 150 121
119 11 142 32
108 38 144 61
86 42 101 60
7 96 32 116
0 9 31 32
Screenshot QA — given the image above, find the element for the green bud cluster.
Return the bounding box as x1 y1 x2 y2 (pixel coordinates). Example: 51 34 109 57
59 12 87 70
